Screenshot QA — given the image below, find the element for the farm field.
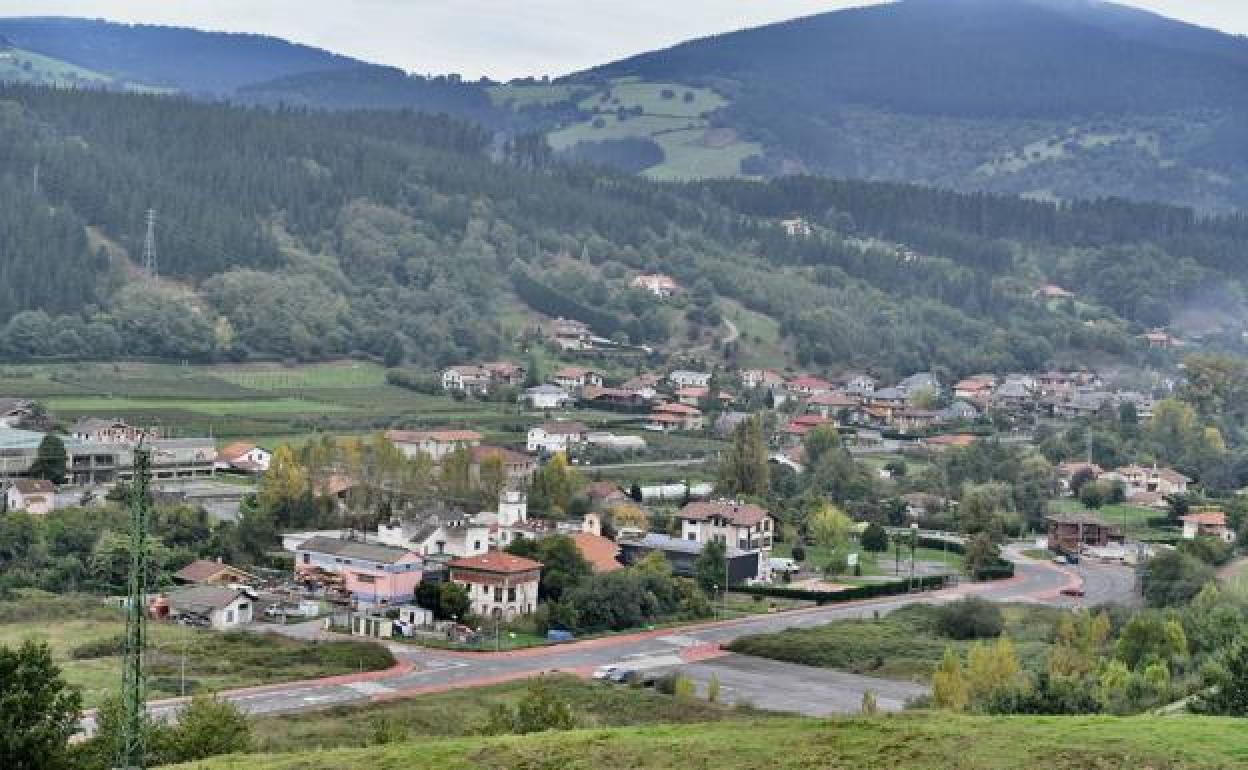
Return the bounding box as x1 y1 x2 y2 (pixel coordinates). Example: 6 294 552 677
0 361 675 449
173 713 1248 770
0 594 393 708
544 77 764 180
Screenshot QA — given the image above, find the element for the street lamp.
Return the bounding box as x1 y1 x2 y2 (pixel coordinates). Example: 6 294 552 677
909 522 919 591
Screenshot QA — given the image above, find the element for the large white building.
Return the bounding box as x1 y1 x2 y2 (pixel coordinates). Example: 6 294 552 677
526 422 589 453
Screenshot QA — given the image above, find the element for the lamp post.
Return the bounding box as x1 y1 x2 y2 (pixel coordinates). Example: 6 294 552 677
909 522 919 591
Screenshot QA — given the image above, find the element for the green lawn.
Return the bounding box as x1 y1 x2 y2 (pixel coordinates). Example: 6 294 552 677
46 396 349 416
770 542 964 577
727 602 1062 682
1049 499 1179 541
245 674 745 753
0 594 394 708
172 714 1248 769
210 361 389 390
544 77 763 180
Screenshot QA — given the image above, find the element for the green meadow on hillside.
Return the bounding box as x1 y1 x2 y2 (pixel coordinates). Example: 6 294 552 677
170 714 1248 770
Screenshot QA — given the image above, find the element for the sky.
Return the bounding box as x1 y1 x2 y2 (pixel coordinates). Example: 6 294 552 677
0 0 1245 80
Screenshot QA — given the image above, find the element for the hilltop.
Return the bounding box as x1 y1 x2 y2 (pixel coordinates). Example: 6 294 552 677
168 714 1248 769
5 3 1248 209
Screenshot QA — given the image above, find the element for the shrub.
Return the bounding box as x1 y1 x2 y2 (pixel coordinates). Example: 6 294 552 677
860 522 889 552
70 635 124 660
790 545 806 562
935 598 1004 640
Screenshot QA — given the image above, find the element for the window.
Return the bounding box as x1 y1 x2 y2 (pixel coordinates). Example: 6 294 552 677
687 533 697 541
474 540 482 551
508 587 516 602
302 553 310 564
226 610 234 623
494 587 503 602
356 573 376 584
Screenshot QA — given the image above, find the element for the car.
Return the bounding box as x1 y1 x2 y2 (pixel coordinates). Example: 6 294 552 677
1060 587 1086 598
592 666 618 681
607 668 632 683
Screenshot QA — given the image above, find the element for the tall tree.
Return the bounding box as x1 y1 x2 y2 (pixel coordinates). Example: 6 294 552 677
29 434 67 484
0 640 82 770
694 538 727 594
258 444 306 513
717 415 769 497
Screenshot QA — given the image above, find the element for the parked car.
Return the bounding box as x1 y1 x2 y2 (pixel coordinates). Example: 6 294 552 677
592 666 618 681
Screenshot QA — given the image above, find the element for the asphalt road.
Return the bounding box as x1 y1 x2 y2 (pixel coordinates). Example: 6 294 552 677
90 551 1129 730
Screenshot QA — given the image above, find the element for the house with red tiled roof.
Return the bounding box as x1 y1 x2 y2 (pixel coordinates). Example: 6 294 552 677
449 552 543 619
553 366 603 390
805 391 859 419
571 532 623 573
786 375 834 397
1181 511 1235 543
677 500 774 553
646 402 704 432
214 442 272 474
470 446 537 485
632 273 680 298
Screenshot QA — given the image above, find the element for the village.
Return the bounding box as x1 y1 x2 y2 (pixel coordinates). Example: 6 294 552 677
0 306 1231 655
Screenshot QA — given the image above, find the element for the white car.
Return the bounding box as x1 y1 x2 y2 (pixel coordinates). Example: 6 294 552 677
592 665 619 681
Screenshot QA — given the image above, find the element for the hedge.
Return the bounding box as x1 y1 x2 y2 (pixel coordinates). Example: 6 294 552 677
731 575 946 605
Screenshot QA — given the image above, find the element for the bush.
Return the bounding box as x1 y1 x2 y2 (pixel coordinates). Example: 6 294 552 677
1142 550 1215 607
1178 536 1235 567
731 576 945 603
860 523 889 552
935 598 1004 640
790 545 806 562
70 635 124 660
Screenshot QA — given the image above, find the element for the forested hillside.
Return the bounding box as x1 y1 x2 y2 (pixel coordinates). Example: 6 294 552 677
577 0 1248 210
0 84 1245 376
8 4 1248 211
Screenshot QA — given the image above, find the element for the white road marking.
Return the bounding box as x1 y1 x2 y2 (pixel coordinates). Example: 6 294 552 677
346 681 395 696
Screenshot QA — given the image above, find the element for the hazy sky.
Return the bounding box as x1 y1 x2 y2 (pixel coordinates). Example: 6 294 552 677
0 0 1245 79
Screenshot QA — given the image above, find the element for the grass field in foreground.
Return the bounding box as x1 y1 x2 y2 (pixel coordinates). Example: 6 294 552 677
246 674 744 753
171 714 1248 769
0 595 393 708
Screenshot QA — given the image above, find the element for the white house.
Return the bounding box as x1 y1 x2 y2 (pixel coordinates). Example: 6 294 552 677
677 500 775 552
379 509 492 559
5 479 54 514
632 273 680 298
214 442 272 473
552 367 603 390
384 430 483 462
442 365 492 394
1181 512 1235 544
449 552 543 620
668 370 711 388
527 421 589 453
522 385 572 410
845 375 877 397
166 586 254 631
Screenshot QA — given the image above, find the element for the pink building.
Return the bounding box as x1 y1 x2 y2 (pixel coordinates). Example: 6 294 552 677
294 536 423 605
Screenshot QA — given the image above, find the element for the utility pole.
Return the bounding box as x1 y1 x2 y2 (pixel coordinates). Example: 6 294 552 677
142 208 158 279
118 446 152 770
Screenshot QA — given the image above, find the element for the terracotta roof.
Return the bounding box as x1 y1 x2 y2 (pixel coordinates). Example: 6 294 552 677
654 403 701 416
385 429 483 444
470 445 533 465
555 366 592 378
449 552 543 573
787 376 833 391
679 500 770 527
677 387 709 398
586 481 625 500
218 442 259 462
571 532 623 573
808 391 857 407
1182 512 1227 527
174 559 254 584
926 434 978 448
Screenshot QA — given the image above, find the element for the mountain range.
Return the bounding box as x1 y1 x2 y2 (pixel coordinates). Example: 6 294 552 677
5 0 1248 210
